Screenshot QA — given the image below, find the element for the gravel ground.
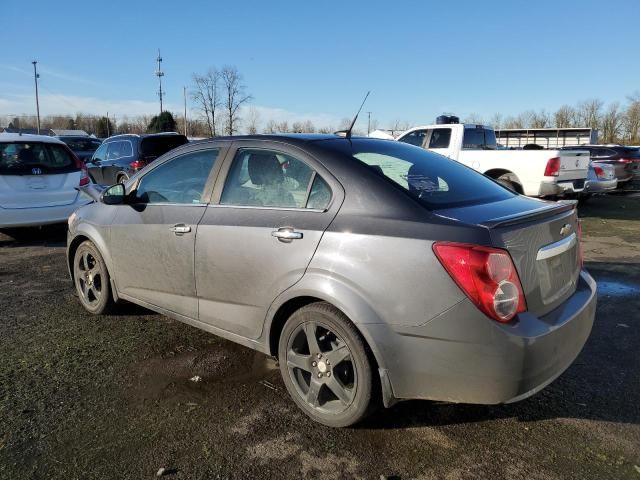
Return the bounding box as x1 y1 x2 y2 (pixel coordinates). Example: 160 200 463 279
0 195 639 480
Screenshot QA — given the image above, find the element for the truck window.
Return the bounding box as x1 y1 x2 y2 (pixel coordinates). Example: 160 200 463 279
463 127 497 150
399 130 427 147
428 128 451 148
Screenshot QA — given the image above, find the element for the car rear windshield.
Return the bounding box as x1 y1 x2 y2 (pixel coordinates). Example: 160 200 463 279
0 142 78 175
140 135 188 158
323 139 514 209
60 137 102 152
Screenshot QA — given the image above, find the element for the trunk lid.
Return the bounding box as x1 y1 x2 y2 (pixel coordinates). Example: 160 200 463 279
556 149 590 181
0 172 81 208
433 196 581 317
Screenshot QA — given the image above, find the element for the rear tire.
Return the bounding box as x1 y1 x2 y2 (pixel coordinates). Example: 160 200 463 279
278 302 375 427
496 175 518 193
117 174 128 184
73 241 113 315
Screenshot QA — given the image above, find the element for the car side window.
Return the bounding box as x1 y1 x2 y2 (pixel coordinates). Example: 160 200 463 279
106 142 123 160
120 140 133 158
134 149 219 204
398 130 427 147
220 148 331 209
92 143 107 162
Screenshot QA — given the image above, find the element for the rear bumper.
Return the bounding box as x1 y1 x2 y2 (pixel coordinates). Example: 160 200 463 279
368 270 596 405
539 179 586 196
584 178 617 193
0 195 91 228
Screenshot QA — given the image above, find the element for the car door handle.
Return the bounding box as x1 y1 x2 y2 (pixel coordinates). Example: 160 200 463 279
271 227 303 242
170 224 192 235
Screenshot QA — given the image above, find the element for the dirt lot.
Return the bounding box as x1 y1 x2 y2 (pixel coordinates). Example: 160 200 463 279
1 196 639 480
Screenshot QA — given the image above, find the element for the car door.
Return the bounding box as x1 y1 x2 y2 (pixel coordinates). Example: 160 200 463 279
195 141 344 340
108 145 223 318
87 143 108 184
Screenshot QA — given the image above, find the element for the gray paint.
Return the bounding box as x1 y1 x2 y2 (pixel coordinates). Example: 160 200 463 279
67 134 597 407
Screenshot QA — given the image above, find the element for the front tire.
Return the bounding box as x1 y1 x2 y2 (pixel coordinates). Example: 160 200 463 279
73 241 113 315
278 302 375 427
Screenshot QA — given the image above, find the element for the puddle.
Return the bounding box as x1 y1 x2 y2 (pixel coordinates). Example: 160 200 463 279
596 280 640 297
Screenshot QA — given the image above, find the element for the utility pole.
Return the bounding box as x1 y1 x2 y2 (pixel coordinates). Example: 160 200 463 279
367 111 372 135
32 61 41 134
155 49 164 114
183 86 188 137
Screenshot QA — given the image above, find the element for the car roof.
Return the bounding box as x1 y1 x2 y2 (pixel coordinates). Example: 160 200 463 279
188 133 368 146
0 133 66 144
104 132 186 141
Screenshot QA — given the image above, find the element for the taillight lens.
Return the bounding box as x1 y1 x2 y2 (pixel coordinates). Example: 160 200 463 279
618 158 633 164
129 160 145 170
71 151 90 186
544 157 561 177
433 242 527 323
593 165 604 178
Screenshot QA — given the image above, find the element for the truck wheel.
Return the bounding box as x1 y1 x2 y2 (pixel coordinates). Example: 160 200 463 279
497 177 518 192
278 302 375 427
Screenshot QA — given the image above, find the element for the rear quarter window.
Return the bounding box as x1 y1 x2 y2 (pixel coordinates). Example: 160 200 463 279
140 135 188 158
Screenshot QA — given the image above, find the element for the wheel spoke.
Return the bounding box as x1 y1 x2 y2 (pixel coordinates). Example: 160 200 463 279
287 350 311 372
325 344 350 366
306 378 322 407
326 376 353 406
81 280 89 298
304 322 321 355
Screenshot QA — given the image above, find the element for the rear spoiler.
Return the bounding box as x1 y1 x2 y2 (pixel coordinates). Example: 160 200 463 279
481 200 577 229
76 183 106 202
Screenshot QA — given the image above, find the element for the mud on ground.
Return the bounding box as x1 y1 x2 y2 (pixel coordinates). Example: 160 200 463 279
0 196 639 480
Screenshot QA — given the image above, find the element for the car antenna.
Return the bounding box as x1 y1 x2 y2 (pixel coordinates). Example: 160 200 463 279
336 91 370 139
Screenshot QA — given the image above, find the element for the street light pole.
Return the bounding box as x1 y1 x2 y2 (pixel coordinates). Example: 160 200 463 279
367 111 372 135
32 61 41 134
183 86 188 137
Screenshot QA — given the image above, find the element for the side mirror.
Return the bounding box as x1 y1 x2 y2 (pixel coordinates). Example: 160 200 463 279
101 183 126 205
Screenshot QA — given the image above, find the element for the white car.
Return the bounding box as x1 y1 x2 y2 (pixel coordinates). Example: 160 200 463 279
0 133 92 228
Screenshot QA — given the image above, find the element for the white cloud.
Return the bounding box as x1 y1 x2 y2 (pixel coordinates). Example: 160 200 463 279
0 91 341 130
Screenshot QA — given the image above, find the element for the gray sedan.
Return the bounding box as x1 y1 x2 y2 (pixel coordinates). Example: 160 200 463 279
67 135 597 427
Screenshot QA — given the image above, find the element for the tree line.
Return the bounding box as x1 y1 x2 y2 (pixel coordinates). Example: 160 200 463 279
464 93 640 144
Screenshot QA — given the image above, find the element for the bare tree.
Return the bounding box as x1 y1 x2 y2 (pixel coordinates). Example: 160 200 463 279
554 105 576 128
245 106 261 135
291 121 304 133
220 66 252 135
530 110 551 128
488 113 503 129
464 113 484 124
263 119 278 134
191 69 222 137
600 102 623 143
275 120 289 133
576 99 603 129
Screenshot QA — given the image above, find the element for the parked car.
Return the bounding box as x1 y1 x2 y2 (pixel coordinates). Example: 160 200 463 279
0 133 91 228
56 136 103 162
581 162 617 202
561 145 640 187
86 132 188 185
394 117 590 198
68 135 596 427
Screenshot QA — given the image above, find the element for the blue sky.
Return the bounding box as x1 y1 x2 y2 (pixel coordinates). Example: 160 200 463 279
1 0 638 130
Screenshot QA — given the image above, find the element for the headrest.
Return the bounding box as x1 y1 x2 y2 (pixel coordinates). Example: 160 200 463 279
248 153 283 185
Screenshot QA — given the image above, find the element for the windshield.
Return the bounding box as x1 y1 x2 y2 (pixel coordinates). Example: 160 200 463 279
60 137 102 152
322 139 514 209
0 142 78 175
140 135 188 158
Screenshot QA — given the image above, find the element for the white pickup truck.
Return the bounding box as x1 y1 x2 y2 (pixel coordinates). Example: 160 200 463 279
375 120 590 197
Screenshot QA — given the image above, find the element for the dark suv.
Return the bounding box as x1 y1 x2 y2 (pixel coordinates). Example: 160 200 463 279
87 133 188 185
561 145 640 186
